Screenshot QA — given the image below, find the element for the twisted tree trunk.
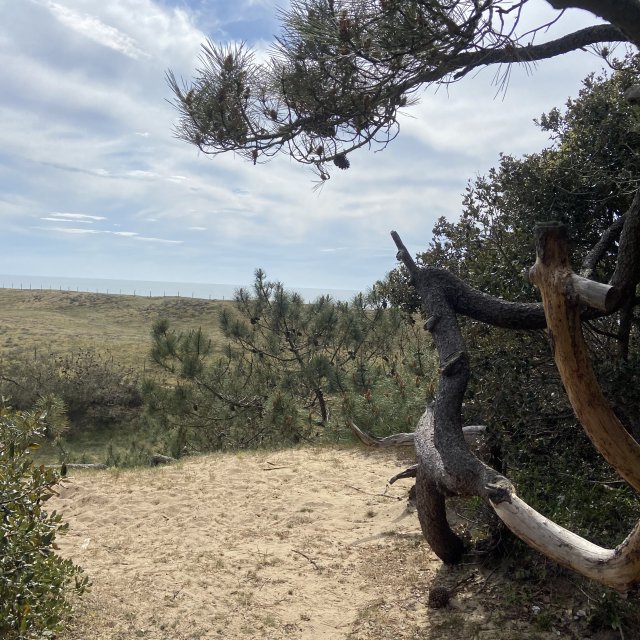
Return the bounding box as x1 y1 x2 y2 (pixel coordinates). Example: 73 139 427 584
354 225 640 591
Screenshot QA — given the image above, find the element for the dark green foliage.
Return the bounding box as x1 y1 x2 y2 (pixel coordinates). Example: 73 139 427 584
587 588 640 635
0 349 142 433
168 1 632 182
0 407 89 638
379 60 640 544
146 270 437 454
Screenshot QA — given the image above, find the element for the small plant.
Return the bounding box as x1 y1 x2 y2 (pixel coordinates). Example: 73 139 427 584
588 588 640 635
33 393 70 440
0 406 89 638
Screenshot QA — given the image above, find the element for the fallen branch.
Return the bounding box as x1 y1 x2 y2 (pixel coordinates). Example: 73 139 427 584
47 463 108 471
348 419 486 448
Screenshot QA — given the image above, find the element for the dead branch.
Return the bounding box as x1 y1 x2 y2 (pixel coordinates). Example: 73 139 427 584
292 549 321 570
529 223 640 493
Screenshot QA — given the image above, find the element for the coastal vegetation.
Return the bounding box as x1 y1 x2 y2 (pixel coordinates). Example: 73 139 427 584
2 28 640 636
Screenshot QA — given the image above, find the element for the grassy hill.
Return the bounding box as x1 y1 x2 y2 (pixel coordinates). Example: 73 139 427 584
0 288 235 464
0 288 231 371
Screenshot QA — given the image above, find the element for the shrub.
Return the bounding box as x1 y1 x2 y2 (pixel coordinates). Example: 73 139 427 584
0 349 142 432
146 275 438 455
0 407 89 638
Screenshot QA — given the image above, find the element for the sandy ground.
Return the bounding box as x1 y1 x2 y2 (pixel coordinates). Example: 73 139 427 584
52 446 592 640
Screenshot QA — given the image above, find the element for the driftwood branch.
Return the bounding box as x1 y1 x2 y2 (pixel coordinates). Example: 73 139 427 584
348 419 486 448
529 223 640 493
493 496 640 590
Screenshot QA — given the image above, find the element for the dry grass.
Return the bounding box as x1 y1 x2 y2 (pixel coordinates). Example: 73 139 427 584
0 288 231 371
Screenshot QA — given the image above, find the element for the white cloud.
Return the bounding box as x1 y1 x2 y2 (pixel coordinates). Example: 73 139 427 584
43 227 101 234
126 170 158 179
39 1 149 59
37 225 181 245
0 1 618 290
136 236 183 244
49 212 107 221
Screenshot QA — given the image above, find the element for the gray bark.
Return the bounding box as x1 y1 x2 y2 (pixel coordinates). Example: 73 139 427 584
546 0 640 46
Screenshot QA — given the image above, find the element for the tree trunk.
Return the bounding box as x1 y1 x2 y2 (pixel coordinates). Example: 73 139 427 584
365 228 640 591
315 388 328 423
415 466 465 564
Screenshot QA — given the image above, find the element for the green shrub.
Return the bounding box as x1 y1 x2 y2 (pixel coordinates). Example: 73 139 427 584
0 349 142 432
0 407 89 638
146 275 438 455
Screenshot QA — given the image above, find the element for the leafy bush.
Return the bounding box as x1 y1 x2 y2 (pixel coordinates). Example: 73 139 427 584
0 407 89 638
0 349 142 432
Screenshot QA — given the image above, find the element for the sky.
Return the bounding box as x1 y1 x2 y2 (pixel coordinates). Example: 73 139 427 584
0 0 628 293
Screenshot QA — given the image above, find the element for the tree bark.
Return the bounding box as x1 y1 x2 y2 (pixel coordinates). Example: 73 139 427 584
546 0 640 47
366 228 640 591
610 190 640 304
315 387 328 423
415 466 465 564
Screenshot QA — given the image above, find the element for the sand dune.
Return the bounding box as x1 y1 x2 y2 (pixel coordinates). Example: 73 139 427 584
52 446 577 639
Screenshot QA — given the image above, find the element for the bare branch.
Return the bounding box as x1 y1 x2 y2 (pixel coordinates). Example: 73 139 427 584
415 24 627 83
393 230 547 329
493 495 640 592
580 215 626 278
529 223 640 493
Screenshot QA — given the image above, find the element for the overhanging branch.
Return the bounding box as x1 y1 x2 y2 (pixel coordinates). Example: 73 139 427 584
546 0 640 47
411 24 628 84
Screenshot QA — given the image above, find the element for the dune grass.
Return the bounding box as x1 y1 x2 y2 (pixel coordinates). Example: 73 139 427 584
0 288 231 372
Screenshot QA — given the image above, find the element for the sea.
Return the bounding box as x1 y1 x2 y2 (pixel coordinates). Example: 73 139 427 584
0 274 360 303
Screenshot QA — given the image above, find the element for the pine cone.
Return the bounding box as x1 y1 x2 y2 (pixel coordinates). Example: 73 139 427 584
333 153 350 170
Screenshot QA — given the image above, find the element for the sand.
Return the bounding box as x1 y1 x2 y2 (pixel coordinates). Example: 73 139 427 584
51 446 577 640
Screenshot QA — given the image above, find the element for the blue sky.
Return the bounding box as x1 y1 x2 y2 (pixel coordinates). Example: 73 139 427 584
0 0 625 292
